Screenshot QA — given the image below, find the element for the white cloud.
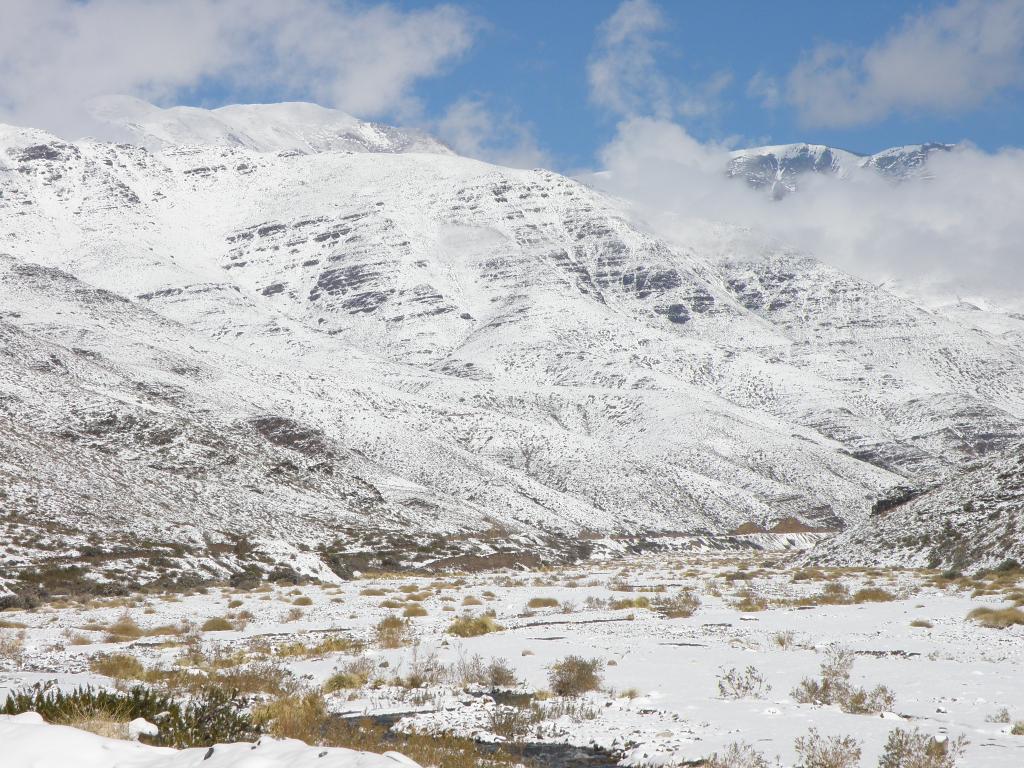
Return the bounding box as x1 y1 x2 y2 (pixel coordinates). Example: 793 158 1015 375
786 0 1024 127
436 98 550 169
589 119 1024 308
588 0 671 117
587 0 730 120
0 0 477 137
746 71 780 110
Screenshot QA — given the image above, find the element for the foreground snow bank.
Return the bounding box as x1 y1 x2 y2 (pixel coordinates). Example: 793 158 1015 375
0 713 421 768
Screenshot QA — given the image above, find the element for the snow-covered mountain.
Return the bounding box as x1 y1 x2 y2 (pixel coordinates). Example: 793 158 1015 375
87 95 452 155
1 103 1020 586
727 142 954 197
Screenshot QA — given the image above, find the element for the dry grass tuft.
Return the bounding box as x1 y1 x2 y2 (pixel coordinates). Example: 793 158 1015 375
967 606 1024 629
90 653 146 680
375 615 413 648
200 616 234 632
852 587 896 603
448 614 503 638
526 597 560 609
324 657 375 692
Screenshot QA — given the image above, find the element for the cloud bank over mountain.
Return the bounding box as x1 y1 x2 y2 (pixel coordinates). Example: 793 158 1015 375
591 118 1024 308
0 0 477 136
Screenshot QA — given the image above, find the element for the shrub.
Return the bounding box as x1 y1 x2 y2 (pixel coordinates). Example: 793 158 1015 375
653 590 700 618
292 596 313 606
486 657 518 687
793 728 860 768
375 615 413 648
717 666 771 699
986 707 1011 724
324 657 375 692
359 588 386 596
792 647 895 715
403 604 428 618
448 614 503 638
90 653 146 680
227 599 243 609
967 606 1024 629
1012 722 1024 736
910 619 934 628
399 648 447 689
526 597 559 609
548 656 603 697
462 596 483 606
734 590 768 612
843 684 896 715
104 614 144 641
201 616 234 632
1 682 258 747
705 741 773 768
610 597 650 610
877 728 968 768
773 631 795 649
852 587 896 603
253 693 327 744
0 631 26 667
274 634 364 658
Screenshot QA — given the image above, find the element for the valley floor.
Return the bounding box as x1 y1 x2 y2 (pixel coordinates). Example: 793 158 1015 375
1 554 1023 767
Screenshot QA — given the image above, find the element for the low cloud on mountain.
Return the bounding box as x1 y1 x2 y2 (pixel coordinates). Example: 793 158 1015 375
582 0 1024 309
590 117 1024 309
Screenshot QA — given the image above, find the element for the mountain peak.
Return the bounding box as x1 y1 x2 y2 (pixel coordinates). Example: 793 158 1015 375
85 95 453 156
727 141 956 196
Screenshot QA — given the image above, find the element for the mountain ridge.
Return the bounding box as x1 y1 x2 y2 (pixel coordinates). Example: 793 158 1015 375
1 108 1020 590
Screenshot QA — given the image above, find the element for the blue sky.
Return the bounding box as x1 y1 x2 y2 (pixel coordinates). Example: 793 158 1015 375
407 0 1024 166
230 0 1024 169
3 0 1022 171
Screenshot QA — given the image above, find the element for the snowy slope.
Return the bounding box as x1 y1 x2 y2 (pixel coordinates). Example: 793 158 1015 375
807 442 1024 571
1 107 1021 582
87 95 452 155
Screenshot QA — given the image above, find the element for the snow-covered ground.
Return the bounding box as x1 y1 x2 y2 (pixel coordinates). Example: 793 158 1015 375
0 711 423 768
2 554 1022 767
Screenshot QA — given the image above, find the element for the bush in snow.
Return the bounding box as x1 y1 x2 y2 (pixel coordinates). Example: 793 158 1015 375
548 656 603 697
717 666 771 699
793 728 860 768
704 741 774 768
652 589 700 618
1 682 259 748
877 728 968 768
791 647 895 715
375 614 413 647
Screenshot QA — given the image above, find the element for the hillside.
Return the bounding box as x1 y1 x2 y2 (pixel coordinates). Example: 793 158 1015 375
1 104 1022 589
